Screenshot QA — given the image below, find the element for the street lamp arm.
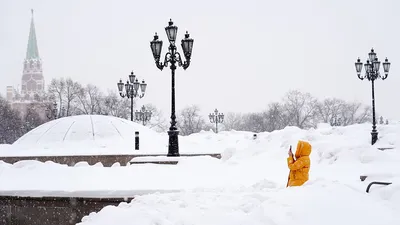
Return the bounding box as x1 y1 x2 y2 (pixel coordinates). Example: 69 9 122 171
172 51 190 70
119 92 127 98
380 72 388 80
182 60 190 70
174 52 183 67
173 51 189 69
155 52 174 70
155 60 164 71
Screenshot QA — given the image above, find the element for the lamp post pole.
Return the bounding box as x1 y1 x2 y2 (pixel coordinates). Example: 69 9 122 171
209 109 224 133
135 105 152 126
45 102 58 120
117 71 147 121
150 19 194 157
355 48 391 145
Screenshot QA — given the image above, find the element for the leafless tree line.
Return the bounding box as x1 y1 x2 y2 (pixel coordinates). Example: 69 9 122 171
47 78 131 118
0 77 169 143
46 78 169 131
176 90 374 135
0 80 376 143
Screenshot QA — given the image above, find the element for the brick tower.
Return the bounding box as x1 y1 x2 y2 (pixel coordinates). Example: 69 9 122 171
21 9 44 100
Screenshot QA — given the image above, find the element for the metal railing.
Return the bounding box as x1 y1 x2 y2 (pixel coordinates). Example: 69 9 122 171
366 181 392 193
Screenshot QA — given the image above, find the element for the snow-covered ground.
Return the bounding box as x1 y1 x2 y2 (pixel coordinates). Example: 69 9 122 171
0 119 400 224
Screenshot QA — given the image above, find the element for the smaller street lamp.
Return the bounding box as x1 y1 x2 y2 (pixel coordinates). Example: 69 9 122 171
117 71 147 121
135 105 152 126
209 108 224 133
45 102 58 120
330 117 342 126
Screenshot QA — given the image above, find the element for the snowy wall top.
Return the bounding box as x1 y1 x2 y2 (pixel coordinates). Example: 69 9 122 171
10 115 166 155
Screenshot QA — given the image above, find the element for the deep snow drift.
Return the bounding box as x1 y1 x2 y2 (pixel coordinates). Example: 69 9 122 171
0 121 400 224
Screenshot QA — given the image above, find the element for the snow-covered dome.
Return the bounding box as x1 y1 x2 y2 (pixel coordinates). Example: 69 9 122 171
11 115 166 155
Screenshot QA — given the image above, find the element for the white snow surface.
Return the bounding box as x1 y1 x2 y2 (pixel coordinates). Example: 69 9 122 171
0 121 400 224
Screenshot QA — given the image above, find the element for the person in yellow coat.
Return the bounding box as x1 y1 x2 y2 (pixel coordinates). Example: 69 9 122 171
286 140 312 187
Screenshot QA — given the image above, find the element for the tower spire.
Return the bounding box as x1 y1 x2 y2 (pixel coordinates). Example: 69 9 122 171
21 9 44 98
26 9 39 59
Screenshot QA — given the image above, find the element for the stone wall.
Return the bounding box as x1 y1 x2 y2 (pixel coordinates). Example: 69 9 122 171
0 196 133 225
0 153 222 167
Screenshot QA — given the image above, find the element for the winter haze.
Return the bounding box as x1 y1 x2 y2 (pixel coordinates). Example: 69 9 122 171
1 0 399 120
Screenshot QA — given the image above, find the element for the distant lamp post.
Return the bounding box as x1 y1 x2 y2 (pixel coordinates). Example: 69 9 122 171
45 102 58 120
60 106 66 117
209 109 224 133
355 48 391 145
117 71 147 121
379 116 384 125
135 105 152 126
330 117 342 126
150 19 194 157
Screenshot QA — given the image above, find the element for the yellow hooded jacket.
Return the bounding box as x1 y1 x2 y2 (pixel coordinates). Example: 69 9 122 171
287 140 312 187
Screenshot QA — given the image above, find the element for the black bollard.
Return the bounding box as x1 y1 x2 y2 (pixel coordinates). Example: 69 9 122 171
135 131 139 150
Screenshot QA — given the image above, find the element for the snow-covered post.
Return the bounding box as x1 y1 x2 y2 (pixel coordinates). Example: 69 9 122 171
135 131 139 150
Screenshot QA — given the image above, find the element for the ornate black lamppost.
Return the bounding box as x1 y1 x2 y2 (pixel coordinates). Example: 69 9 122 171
135 105 152 126
209 109 224 133
355 48 391 145
117 71 147 121
330 117 342 127
45 102 65 120
150 19 194 157
45 102 58 120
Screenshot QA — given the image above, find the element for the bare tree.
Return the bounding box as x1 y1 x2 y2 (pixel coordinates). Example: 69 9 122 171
264 102 288 131
23 103 46 132
354 105 372 124
76 84 103 115
102 90 132 119
0 96 24 144
222 103 286 133
177 105 208 136
241 112 268 132
340 101 363 125
339 101 372 125
316 98 346 123
64 78 81 116
283 90 318 129
48 78 66 111
222 112 244 131
141 104 168 132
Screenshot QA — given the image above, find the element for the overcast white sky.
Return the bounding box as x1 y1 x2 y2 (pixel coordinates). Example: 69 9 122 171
1 0 399 120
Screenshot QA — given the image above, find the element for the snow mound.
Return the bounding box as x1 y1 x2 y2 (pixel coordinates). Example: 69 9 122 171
78 180 400 225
